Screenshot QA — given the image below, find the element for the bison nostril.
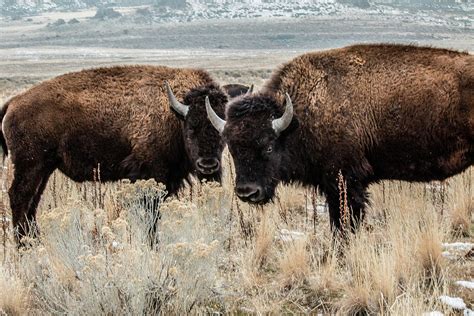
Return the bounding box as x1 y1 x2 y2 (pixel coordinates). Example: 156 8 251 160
196 158 219 173
235 184 263 201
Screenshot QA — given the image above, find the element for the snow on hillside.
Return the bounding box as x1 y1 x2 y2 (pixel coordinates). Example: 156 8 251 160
1 0 472 28
2 0 344 18
155 0 346 21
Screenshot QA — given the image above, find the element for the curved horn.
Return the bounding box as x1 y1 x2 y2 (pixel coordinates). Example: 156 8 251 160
205 96 226 134
245 84 254 96
272 93 294 135
165 81 189 117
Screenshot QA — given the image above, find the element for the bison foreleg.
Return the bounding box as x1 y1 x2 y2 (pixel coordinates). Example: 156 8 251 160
10 163 51 247
323 176 369 235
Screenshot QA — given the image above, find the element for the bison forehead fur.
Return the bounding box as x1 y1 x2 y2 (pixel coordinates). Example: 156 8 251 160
224 44 474 232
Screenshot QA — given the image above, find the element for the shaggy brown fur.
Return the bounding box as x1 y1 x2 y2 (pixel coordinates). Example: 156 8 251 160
222 84 251 98
221 44 474 232
0 65 228 244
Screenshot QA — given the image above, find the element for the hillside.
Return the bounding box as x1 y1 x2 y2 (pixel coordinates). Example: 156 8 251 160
1 0 472 21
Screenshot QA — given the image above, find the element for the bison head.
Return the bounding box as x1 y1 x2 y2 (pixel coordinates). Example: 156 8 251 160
206 93 297 204
166 82 227 182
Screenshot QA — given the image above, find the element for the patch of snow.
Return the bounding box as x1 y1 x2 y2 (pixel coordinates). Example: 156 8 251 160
277 229 305 242
441 251 456 260
423 312 444 316
464 309 474 316
442 242 474 251
307 203 328 213
439 295 466 310
455 280 474 290
316 204 327 213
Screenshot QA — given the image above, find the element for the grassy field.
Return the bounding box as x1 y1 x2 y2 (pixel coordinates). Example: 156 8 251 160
0 75 472 313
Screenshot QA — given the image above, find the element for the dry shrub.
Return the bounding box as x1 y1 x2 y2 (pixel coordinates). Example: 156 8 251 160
275 184 306 222
0 266 29 315
306 245 343 312
338 181 449 315
341 231 396 314
450 198 473 237
338 284 372 315
240 209 275 291
2 179 230 314
449 171 473 237
252 212 274 268
278 237 310 288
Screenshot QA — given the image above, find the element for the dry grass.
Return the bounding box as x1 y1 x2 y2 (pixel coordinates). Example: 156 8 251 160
0 266 29 315
0 153 472 314
449 171 473 238
0 79 473 315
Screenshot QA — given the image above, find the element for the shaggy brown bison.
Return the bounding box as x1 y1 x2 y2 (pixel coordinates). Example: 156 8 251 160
1 65 230 244
206 44 474 233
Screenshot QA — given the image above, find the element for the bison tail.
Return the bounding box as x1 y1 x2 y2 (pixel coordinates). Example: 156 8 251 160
0 100 9 159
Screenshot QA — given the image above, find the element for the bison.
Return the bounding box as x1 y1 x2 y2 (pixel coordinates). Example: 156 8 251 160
206 44 474 233
0 65 239 244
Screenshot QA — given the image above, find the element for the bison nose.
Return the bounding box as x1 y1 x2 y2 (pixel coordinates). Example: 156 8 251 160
235 183 264 202
196 158 220 174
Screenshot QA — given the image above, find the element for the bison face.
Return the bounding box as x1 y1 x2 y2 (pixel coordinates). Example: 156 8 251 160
206 94 296 204
228 130 280 204
166 82 227 182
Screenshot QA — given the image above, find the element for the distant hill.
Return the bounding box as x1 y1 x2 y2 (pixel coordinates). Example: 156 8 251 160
0 0 471 19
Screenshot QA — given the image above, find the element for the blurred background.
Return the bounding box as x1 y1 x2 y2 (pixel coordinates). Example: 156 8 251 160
0 0 473 91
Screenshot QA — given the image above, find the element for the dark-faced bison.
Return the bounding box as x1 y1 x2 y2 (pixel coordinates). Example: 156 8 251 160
1 65 231 243
206 44 474 232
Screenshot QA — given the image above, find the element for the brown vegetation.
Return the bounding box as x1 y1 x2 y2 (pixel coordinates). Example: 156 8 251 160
0 152 472 314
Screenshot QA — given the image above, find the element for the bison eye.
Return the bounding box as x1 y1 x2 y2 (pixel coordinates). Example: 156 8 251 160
266 145 273 154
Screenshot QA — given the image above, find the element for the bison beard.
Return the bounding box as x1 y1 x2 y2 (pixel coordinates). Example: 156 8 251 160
208 44 474 234
0 65 230 247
